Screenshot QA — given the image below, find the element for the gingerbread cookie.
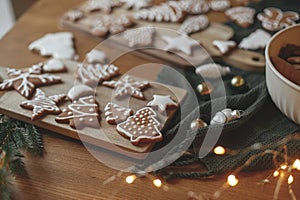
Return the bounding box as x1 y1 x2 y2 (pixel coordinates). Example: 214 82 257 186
0 63 62 99
67 85 94 101
257 7 299 31
64 9 85 22
55 95 100 129
29 32 78 60
116 107 162 145
212 40 236 55
122 26 155 47
147 95 178 112
120 0 152 10
20 89 66 121
85 49 107 64
178 15 209 35
102 76 150 100
104 102 133 124
134 2 187 23
209 0 231 11
83 15 134 37
81 0 121 13
42 59 67 73
183 0 210 15
76 63 119 85
195 63 231 78
239 29 271 50
225 6 256 28
162 34 198 56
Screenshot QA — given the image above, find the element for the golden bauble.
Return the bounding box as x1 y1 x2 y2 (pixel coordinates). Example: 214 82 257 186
197 82 213 95
231 76 245 88
190 119 208 130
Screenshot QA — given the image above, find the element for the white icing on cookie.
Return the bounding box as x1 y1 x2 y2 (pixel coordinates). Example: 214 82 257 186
28 32 78 60
161 34 198 56
82 0 121 13
116 107 162 145
147 95 178 112
195 63 231 78
178 15 209 35
209 0 231 11
239 29 271 50
122 26 155 47
225 7 255 28
257 7 299 31
77 63 119 85
67 85 94 101
134 2 186 22
85 49 107 64
212 40 236 55
120 0 152 10
57 96 99 121
104 102 133 124
20 88 66 120
65 9 84 22
43 59 66 73
0 63 61 99
102 75 149 99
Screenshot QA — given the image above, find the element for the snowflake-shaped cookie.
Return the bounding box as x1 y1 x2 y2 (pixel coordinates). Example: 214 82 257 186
102 76 150 99
161 34 198 56
20 89 66 121
0 63 62 99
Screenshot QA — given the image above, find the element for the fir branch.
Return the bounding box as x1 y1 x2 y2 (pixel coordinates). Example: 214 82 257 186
0 114 44 199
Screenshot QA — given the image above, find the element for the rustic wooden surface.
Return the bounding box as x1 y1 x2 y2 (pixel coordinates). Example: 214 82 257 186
60 2 265 70
0 0 299 199
0 60 186 157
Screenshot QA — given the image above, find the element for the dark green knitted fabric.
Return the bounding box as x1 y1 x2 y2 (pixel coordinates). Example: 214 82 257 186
153 0 300 179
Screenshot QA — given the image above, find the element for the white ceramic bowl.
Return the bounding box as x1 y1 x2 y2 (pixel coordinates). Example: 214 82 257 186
266 24 300 125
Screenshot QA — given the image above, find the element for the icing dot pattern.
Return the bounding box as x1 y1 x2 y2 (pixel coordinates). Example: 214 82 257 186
117 107 163 145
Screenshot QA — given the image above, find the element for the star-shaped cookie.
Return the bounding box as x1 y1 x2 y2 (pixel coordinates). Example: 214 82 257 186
20 89 66 121
147 95 178 112
102 76 150 99
161 34 198 56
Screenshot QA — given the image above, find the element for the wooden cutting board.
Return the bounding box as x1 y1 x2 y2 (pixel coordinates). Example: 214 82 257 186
60 2 265 71
0 60 187 159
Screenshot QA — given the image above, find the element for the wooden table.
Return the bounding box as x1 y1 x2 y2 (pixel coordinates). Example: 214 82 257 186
0 0 299 199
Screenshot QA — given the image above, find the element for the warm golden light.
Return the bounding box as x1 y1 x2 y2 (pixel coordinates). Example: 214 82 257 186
227 175 238 187
280 164 288 170
288 175 294 185
153 179 162 188
125 175 136 184
273 170 279 177
292 159 300 170
214 146 226 155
